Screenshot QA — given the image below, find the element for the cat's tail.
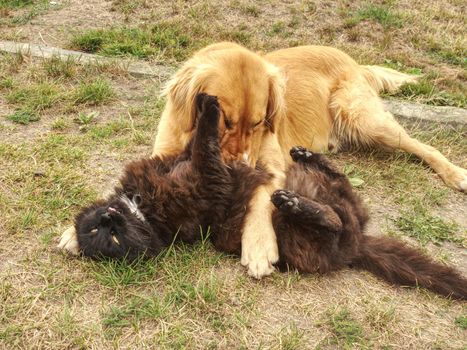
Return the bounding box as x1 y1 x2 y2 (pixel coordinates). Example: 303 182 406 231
352 235 467 300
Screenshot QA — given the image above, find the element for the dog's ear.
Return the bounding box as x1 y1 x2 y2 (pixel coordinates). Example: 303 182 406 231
162 62 216 133
265 64 286 133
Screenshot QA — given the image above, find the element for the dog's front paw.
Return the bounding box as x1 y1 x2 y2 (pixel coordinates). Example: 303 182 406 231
442 165 467 193
56 226 80 255
272 190 301 214
240 240 278 279
290 146 313 163
240 222 278 279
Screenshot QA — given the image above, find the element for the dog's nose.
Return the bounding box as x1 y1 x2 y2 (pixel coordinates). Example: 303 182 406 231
100 212 112 225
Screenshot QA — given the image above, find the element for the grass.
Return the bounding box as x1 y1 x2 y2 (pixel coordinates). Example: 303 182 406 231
6 81 61 112
395 206 463 246
73 79 114 105
318 308 366 349
1 55 118 125
0 0 50 25
70 23 192 61
455 315 467 330
0 3 466 348
6 109 40 124
354 4 405 29
386 75 467 108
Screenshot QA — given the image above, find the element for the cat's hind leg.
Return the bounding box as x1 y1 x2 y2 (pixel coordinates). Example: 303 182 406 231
272 189 342 232
289 146 345 179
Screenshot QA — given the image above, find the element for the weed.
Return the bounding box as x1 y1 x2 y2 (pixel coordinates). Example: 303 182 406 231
0 76 14 89
6 109 40 124
320 308 366 349
70 23 192 61
242 4 259 17
89 256 158 287
356 4 404 28
51 117 68 130
75 111 98 126
392 76 466 108
0 0 33 10
102 296 168 329
274 323 304 350
6 82 61 111
43 56 77 79
455 315 467 330
395 206 463 246
73 79 114 105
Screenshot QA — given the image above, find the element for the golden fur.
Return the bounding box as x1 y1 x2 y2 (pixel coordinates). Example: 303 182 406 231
150 42 467 278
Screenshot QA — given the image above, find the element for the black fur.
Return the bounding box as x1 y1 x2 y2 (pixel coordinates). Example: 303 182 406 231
74 93 467 300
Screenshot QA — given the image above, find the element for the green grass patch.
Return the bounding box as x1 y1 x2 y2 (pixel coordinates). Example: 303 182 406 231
0 76 14 89
0 0 50 25
89 256 158 288
0 0 33 9
6 109 40 125
455 315 467 330
102 296 169 329
355 4 404 29
395 206 463 246
73 78 114 105
43 56 77 79
0 136 96 234
274 323 304 350
319 308 367 349
70 23 192 61
385 73 466 108
6 81 61 111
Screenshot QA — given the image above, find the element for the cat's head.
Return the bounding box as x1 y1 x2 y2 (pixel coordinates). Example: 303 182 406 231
75 195 157 260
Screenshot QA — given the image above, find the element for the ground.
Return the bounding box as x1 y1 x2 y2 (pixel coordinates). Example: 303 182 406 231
0 1 466 349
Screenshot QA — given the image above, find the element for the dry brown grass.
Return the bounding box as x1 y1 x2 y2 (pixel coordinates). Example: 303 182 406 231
0 1 466 349
1 0 466 106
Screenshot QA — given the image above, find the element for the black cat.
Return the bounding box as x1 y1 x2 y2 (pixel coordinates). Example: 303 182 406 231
74 93 467 300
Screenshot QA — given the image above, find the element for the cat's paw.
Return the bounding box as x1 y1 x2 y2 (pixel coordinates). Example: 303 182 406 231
290 146 313 163
56 226 79 255
196 93 219 122
271 190 301 214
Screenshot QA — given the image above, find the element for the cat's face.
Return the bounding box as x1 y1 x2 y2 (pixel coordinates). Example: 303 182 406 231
75 196 154 260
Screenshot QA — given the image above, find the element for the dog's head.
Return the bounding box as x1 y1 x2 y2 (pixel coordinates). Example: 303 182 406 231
163 43 286 164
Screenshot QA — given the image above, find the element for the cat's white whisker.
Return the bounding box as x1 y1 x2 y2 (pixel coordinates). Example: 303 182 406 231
120 194 146 222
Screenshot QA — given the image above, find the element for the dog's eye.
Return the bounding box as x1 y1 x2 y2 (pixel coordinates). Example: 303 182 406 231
224 118 233 130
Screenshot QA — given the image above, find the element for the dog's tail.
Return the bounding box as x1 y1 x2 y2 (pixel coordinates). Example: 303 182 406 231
361 65 419 93
352 235 467 300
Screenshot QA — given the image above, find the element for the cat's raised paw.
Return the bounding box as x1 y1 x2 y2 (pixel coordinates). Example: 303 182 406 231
290 146 313 163
196 93 219 118
271 190 301 214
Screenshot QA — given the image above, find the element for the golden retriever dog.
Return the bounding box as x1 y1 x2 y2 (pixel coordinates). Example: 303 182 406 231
59 42 466 278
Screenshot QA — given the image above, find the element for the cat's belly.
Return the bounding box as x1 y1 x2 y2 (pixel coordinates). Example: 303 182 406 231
284 165 320 200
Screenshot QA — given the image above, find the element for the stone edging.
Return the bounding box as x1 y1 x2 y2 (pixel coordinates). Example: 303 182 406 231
1 40 466 125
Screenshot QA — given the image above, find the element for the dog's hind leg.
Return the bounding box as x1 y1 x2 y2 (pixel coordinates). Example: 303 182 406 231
330 76 467 192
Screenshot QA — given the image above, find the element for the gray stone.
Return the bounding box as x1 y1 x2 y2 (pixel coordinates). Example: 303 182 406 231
0 40 174 79
384 100 467 126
